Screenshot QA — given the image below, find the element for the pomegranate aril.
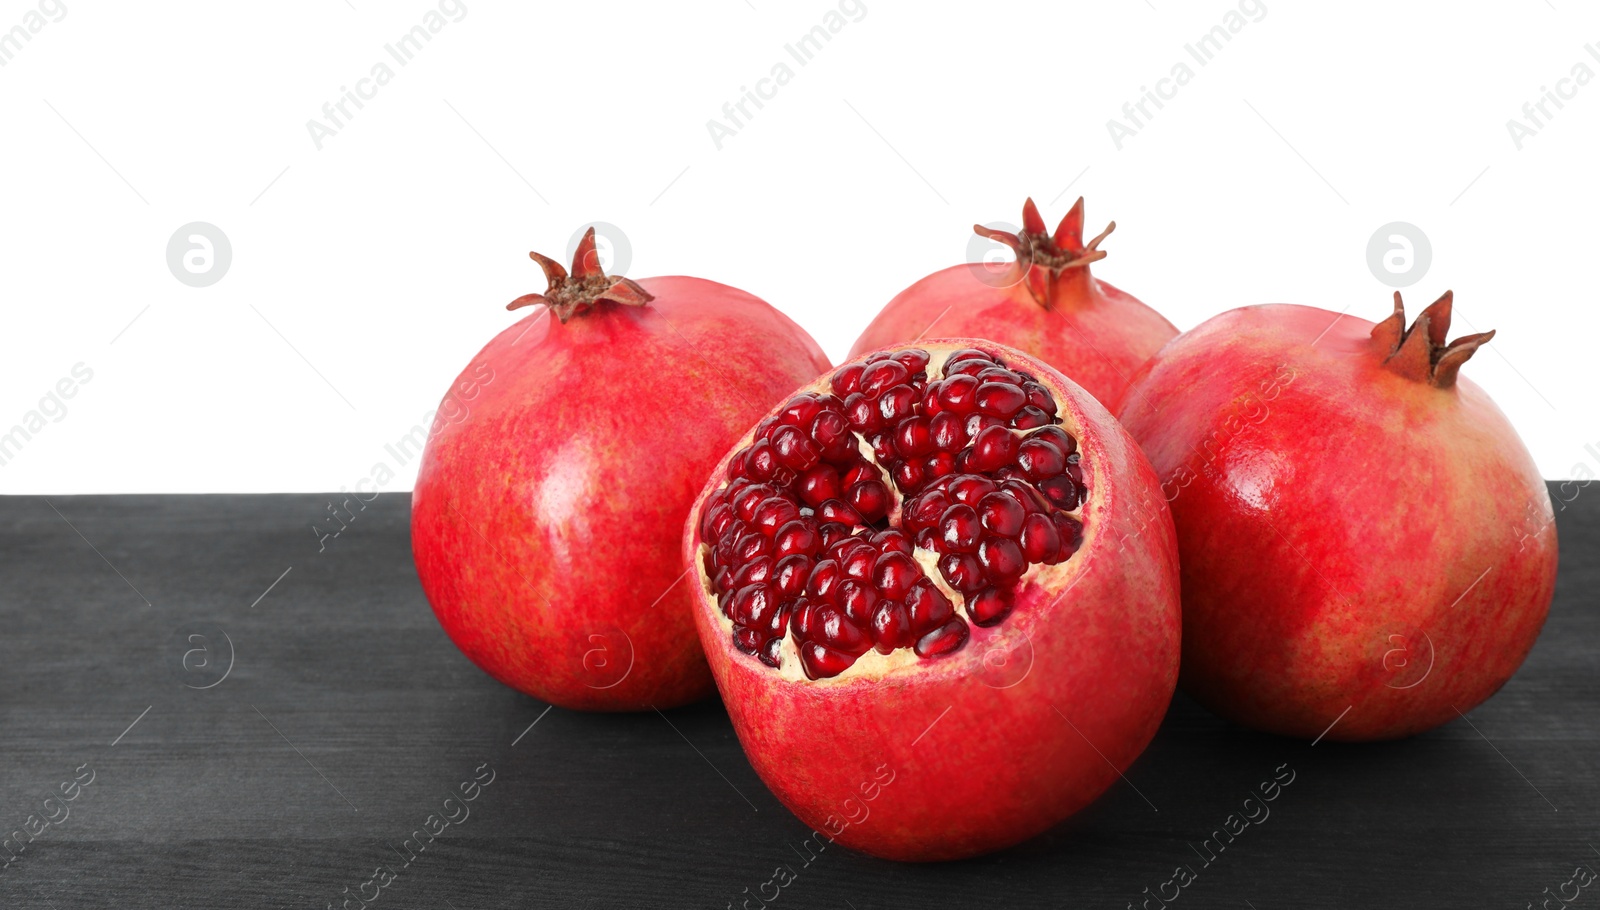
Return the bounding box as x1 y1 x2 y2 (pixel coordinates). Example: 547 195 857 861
774 520 820 557
729 583 773 626
868 432 897 462
843 393 882 432
842 462 879 488
895 417 934 458
871 528 914 555
840 545 877 581
800 641 856 680
1039 474 1081 510
907 490 951 529
1012 407 1051 430
914 618 969 658
1019 512 1063 563
810 409 852 449
979 536 1026 583
975 382 1027 418
860 360 909 397
814 605 871 655
1016 438 1066 480
948 474 998 505
713 567 733 595
978 491 1026 537
975 367 1019 384
735 626 764 655
797 464 842 507
775 555 811 596
937 374 980 413
839 579 879 625
968 586 1015 627
945 348 994 365
781 394 824 428
914 527 939 550
702 501 733 539
939 552 985 593
939 504 982 554
893 348 931 374
905 579 954 629
873 550 921 601
831 363 865 396
817 522 852 548
871 600 914 653
735 532 772 562
1023 382 1057 415
878 385 917 423
806 559 843 604
758 637 783 668
849 480 890 522
1000 479 1050 513
969 425 1020 471
892 460 925 492
924 452 957 481
1052 513 1084 552
1029 425 1077 457
965 413 1005 438
818 499 865 526
733 556 774 589
754 497 801 536
771 425 821 471
929 411 968 452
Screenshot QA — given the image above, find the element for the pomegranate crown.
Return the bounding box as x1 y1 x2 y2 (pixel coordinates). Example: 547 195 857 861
507 227 653 323
973 197 1114 310
1369 290 1494 389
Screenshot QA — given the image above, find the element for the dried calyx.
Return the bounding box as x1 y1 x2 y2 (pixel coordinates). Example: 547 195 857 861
973 197 1115 310
507 227 653 323
696 346 1088 681
1369 290 1494 389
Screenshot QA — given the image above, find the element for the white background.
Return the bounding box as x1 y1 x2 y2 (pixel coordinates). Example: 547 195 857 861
1 0 1595 493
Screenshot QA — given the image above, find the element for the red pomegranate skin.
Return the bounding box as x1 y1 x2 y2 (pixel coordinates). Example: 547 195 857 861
685 340 1181 861
1117 301 1558 741
413 275 829 712
848 199 1176 412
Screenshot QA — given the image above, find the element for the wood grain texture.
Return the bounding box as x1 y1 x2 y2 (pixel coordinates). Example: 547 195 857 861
0 488 1594 908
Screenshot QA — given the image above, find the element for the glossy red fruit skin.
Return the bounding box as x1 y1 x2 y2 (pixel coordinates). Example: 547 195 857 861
684 339 1181 862
848 200 1176 412
413 274 829 712
1118 301 1559 742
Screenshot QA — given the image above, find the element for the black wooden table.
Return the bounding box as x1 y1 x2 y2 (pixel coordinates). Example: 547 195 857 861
1 489 1593 908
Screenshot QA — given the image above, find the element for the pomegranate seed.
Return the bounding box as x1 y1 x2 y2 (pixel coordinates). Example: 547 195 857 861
781 394 824 428
843 461 879 487
702 501 733 539
1051 513 1083 555
906 489 951 529
832 363 865 396
713 567 732 596
967 585 1016 627
948 474 998 505
860 360 909 397
1019 512 1063 563
1001 479 1050 513
975 382 1027 418
735 532 771 562
754 497 801 536
774 520 820 557
905 579 954 630
978 537 1026 583
924 452 957 481
1016 438 1066 480
878 385 917 423
873 551 920 600
772 425 821 471
937 374 980 413
914 527 939 550
1023 382 1057 415
811 409 851 449
800 641 855 680
871 600 914 653
920 382 944 415
840 544 877 581
791 600 817 639
1029 425 1077 458
939 552 985 593
895 416 934 458
758 638 783 667
814 605 871 654
978 491 1026 537
868 432 897 462
914 618 969 658
816 522 852 548
733 556 775 589
797 464 842 506
747 586 787 634
734 626 764 655
755 417 780 441
1038 474 1080 510
729 583 773 626
838 579 879 625
894 348 931 373
843 393 881 432
945 348 993 365
969 426 1020 471
806 559 843 605
871 528 914 556
929 411 968 452
939 504 982 554
818 499 864 526
1012 407 1051 429
775 554 811 596
849 480 890 522
892 460 925 492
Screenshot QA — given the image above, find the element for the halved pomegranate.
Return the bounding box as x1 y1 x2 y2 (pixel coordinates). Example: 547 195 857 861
684 340 1181 861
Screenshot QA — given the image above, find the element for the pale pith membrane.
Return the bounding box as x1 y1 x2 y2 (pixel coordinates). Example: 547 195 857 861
697 348 1086 680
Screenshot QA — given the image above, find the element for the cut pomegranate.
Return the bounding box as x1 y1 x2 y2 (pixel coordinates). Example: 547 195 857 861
684 339 1182 861
694 345 1089 678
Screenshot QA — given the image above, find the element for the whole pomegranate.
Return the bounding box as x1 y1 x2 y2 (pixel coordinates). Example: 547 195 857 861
412 229 829 711
684 340 1180 861
848 198 1177 412
1118 291 1558 741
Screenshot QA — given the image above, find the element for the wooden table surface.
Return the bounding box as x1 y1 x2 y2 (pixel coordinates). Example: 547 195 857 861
1 489 1594 908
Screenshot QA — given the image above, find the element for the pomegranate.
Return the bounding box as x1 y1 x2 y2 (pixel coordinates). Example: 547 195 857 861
684 340 1181 861
1118 291 1559 741
412 229 829 711
848 198 1177 412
